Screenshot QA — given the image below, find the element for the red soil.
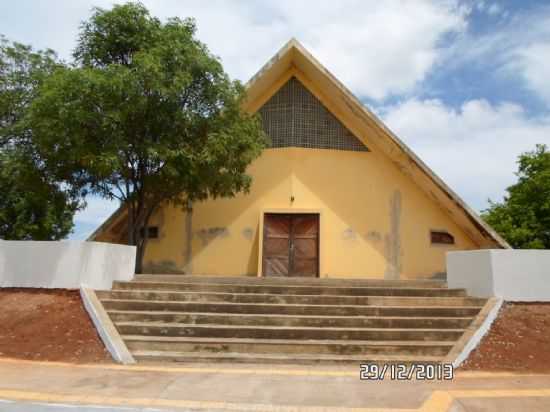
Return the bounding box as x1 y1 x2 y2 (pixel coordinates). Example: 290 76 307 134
0 288 112 363
461 302 550 372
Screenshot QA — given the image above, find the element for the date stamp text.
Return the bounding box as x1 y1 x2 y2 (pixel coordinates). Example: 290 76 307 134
360 363 454 380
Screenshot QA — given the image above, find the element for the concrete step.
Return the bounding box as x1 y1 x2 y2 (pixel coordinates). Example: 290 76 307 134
134 274 447 288
130 350 445 365
113 281 465 297
97 276 486 364
123 335 455 356
100 299 484 317
98 290 484 307
114 322 465 341
108 310 474 329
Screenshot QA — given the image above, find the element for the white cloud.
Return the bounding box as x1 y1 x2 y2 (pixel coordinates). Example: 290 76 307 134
503 13 550 104
303 1 467 100
1 0 468 100
150 0 468 100
0 1 113 62
381 98 550 210
476 1 486 12
444 9 550 103
487 3 502 16
515 43 550 104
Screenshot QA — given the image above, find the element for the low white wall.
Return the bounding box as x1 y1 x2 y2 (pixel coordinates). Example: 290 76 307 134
446 250 494 298
447 249 550 301
0 241 135 290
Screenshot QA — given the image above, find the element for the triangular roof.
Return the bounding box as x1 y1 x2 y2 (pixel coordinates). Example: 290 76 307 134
242 38 508 249
90 38 508 249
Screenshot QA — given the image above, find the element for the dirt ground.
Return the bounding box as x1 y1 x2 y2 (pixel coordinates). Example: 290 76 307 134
461 302 550 372
0 288 112 363
1 290 549 370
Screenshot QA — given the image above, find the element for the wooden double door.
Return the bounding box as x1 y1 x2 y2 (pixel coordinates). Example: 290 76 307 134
262 213 319 277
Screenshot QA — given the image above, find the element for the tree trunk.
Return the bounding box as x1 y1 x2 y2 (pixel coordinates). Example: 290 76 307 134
135 240 145 274
127 201 135 245
134 223 148 274
133 203 156 274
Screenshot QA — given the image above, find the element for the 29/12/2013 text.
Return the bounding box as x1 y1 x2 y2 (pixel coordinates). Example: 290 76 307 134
360 363 454 380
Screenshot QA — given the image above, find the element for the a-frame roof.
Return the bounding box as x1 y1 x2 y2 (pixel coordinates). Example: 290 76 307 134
90 38 508 249
243 38 508 249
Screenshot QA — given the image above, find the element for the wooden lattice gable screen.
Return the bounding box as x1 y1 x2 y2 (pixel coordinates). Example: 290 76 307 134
258 77 369 152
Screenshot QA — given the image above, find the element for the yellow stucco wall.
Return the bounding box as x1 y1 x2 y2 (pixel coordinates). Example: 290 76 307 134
141 147 478 279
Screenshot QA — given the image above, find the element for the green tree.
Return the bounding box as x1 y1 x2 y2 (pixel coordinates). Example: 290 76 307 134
482 144 550 249
0 151 77 239
29 3 267 271
0 37 79 239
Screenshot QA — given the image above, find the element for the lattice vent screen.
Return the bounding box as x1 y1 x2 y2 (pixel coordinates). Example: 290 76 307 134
258 77 369 152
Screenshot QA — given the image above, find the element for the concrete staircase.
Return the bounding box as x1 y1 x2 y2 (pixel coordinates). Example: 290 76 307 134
96 275 487 364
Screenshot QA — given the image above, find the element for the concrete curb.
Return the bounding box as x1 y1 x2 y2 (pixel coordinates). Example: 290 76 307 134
445 296 504 368
80 286 136 364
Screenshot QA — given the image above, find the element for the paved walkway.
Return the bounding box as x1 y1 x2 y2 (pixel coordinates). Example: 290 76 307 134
0 359 549 411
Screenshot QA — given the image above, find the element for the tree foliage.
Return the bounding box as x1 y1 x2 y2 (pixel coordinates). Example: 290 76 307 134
0 37 79 240
29 3 267 271
482 144 550 249
0 37 59 147
0 151 77 239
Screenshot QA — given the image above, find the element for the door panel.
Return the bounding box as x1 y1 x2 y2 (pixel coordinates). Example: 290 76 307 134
290 215 319 277
264 257 290 276
291 257 318 276
262 213 319 277
292 216 319 237
263 214 291 276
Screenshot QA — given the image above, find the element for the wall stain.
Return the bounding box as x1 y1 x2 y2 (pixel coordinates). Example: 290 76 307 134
242 227 254 240
430 271 447 280
143 260 185 274
196 227 230 246
184 202 193 274
365 230 381 242
342 227 357 241
384 190 402 280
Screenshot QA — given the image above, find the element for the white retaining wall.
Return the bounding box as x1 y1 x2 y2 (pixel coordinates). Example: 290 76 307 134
447 249 550 301
0 241 135 290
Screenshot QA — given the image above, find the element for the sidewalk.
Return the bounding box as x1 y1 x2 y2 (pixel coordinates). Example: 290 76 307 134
0 358 549 411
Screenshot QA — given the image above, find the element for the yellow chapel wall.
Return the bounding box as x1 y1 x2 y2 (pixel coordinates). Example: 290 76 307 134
141 146 479 279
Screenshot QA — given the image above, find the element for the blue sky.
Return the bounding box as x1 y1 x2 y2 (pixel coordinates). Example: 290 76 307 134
1 0 549 239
